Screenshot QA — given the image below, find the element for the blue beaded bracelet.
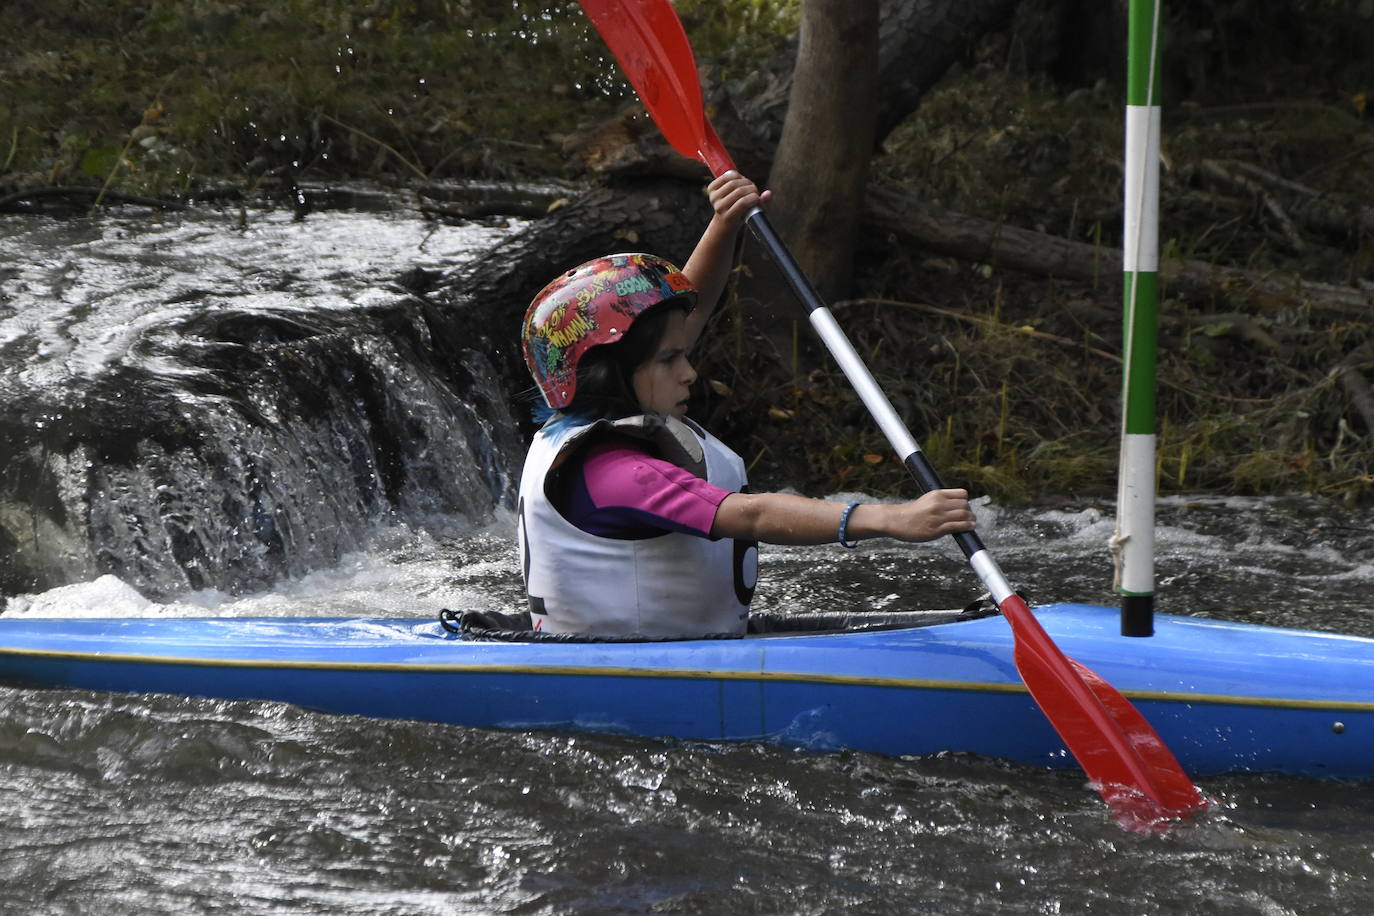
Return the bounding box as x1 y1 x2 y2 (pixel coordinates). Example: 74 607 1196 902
837 502 861 548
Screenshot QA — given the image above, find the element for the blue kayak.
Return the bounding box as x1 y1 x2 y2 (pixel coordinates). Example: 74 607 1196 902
0 602 1371 780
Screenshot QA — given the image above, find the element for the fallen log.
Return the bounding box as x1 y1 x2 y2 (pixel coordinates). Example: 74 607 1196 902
864 185 1374 318
0 185 188 214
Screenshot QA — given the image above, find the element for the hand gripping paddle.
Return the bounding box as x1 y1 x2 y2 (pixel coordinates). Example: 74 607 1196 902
578 0 1206 831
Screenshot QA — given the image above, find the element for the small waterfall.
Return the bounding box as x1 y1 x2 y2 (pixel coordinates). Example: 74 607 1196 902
1 204 525 601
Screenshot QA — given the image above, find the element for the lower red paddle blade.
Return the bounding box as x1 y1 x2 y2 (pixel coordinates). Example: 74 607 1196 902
1003 594 1207 831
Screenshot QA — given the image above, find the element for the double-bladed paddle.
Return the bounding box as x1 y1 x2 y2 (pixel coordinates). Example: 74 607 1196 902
577 0 1205 830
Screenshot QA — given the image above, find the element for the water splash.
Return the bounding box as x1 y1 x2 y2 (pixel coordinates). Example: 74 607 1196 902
1 201 527 599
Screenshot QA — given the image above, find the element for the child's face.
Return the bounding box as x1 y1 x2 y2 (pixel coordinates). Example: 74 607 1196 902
632 309 697 418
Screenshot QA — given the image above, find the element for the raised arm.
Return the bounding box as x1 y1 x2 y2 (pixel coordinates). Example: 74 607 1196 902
711 489 976 546
681 171 770 349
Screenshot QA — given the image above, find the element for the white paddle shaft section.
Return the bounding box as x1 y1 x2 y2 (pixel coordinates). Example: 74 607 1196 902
970 551 1017 604
807 307 920 460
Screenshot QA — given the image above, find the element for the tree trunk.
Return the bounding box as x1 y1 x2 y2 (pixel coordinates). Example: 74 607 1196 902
1003 0 1127 89
770 0 879 303
739 0 880 360
874 0 1020 142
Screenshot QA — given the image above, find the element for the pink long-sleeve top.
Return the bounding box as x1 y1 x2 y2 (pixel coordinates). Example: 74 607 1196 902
551 436 732 539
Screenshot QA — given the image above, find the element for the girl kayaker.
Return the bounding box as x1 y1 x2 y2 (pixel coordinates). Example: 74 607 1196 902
518 171 976 637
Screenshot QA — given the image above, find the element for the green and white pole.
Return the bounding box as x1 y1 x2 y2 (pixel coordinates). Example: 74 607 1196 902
1113 0 1162 637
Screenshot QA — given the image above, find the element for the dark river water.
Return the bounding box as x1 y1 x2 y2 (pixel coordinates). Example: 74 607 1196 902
2 201 1373 914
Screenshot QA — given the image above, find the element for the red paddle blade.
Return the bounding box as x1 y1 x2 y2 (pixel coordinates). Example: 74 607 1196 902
1069 659 1210 826
1001 594 1208 831
579 0 737 175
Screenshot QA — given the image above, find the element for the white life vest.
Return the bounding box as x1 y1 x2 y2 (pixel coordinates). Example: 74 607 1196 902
517 414 758 638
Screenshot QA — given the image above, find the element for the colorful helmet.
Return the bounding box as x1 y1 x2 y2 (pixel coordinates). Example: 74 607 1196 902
522 253 697 409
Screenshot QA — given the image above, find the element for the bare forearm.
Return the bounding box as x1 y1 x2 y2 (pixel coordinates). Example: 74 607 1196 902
681 215 742 340
712 490 975 546
681 172 770 349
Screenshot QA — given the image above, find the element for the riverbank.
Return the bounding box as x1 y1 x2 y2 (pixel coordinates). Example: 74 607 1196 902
4 1 1371 502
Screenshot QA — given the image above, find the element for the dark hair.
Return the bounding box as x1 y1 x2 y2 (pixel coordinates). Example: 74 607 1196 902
563 298 689 420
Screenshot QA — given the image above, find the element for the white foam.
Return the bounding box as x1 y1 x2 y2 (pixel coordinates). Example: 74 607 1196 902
5 574 155 618
4 514 526 621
